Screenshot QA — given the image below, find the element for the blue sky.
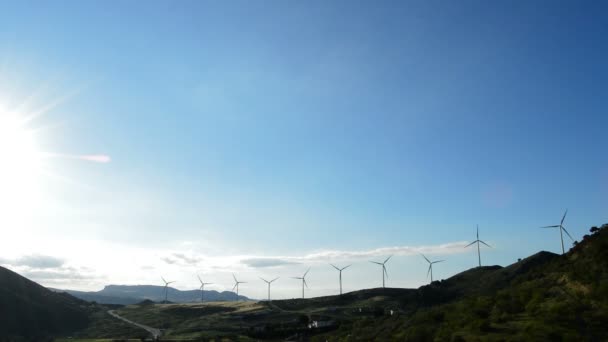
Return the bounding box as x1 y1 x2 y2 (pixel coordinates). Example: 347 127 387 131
0 1 607 298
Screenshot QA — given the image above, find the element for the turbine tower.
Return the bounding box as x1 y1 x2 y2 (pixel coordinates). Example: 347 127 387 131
541 209 574 254
197 275 212 303
369 255 392 288
330 264 351 295
161 276 175 303
421 254 444 283
259 277 279 301
232 273 246 302
465 225 492 267
291 267 310 299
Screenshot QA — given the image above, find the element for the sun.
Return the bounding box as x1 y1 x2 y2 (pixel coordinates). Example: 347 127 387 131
0 110 44 210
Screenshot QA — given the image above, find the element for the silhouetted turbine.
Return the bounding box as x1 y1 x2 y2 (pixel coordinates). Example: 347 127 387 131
197 275 212 303
465 225 492 267
330 264 351 295
161 276 175 303
259 277 279 301
541 209 574 254
232 274 246 302
291 267 310 299
369 255 392 288
421 254 444 283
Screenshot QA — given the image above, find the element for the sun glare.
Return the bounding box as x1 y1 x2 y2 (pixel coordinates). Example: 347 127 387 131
0 110 43 210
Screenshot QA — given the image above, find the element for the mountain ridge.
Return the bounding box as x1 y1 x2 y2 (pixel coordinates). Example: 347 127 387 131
52 284 251 305
0 265 92 340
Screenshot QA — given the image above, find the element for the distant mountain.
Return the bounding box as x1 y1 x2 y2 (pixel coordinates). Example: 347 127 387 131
0 265 91 340
54 284 250 304
74 223 608 341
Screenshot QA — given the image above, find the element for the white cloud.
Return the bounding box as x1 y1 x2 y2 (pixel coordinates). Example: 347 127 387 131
161 252 202 265
155 241 471 270
241 257 301 268
1 254 65 269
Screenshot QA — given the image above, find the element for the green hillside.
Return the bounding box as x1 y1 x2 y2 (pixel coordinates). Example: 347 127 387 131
76 223 608 341
0 266 91 341
313 223 608 341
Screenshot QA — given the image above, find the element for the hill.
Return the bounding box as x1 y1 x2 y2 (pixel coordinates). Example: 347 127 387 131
55 284 250 304
0 265 91 341
312 223 608 341
78 223 608 341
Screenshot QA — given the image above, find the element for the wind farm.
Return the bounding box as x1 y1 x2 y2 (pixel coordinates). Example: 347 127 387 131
40 222 608 342
2 1 606 341
7 205 605 342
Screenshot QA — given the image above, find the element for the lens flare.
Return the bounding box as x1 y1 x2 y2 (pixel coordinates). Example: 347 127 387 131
0 111 44 210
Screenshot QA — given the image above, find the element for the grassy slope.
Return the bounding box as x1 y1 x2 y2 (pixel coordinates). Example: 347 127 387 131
313 223 608 341
80 223 608 341
0 266 148 341
0 266 92 341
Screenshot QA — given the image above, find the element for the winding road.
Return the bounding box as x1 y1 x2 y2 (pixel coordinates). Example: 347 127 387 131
108 309 162 340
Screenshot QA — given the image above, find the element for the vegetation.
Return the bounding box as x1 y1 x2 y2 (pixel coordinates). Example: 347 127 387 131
77 223 608 341
311 223 608 341
3 223 608 341
0 266 91 341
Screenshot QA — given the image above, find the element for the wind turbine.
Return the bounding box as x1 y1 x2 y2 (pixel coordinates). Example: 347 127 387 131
291 267 310 299
197 275 213 303
541 209 574 254
232 273 246 302
330 264 351 295
259 277 279 301
421 254 444 283
369 255 392 288
161 276 175 303
465 225 492 267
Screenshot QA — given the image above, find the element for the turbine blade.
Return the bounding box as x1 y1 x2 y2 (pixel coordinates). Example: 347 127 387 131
477 225 479 239
479 240 492 248
561 209 568 225
197 275 203 284
304 279 309 288
330 264 340 271
384 266 389 279
464 241 477 248
370 261 382 265
260 277 268 283
304 267 311 277
433 260 445 264
561 226 575 242
161 276 166 283
232 273 237 282
421 254 431 263
541 225 560 228
384 255 393 264
427 265 432 278
271 277 279 283
232 284 237 291
342 264 352 270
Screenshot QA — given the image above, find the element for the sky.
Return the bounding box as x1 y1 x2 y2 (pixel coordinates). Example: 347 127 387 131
0 0 607 299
